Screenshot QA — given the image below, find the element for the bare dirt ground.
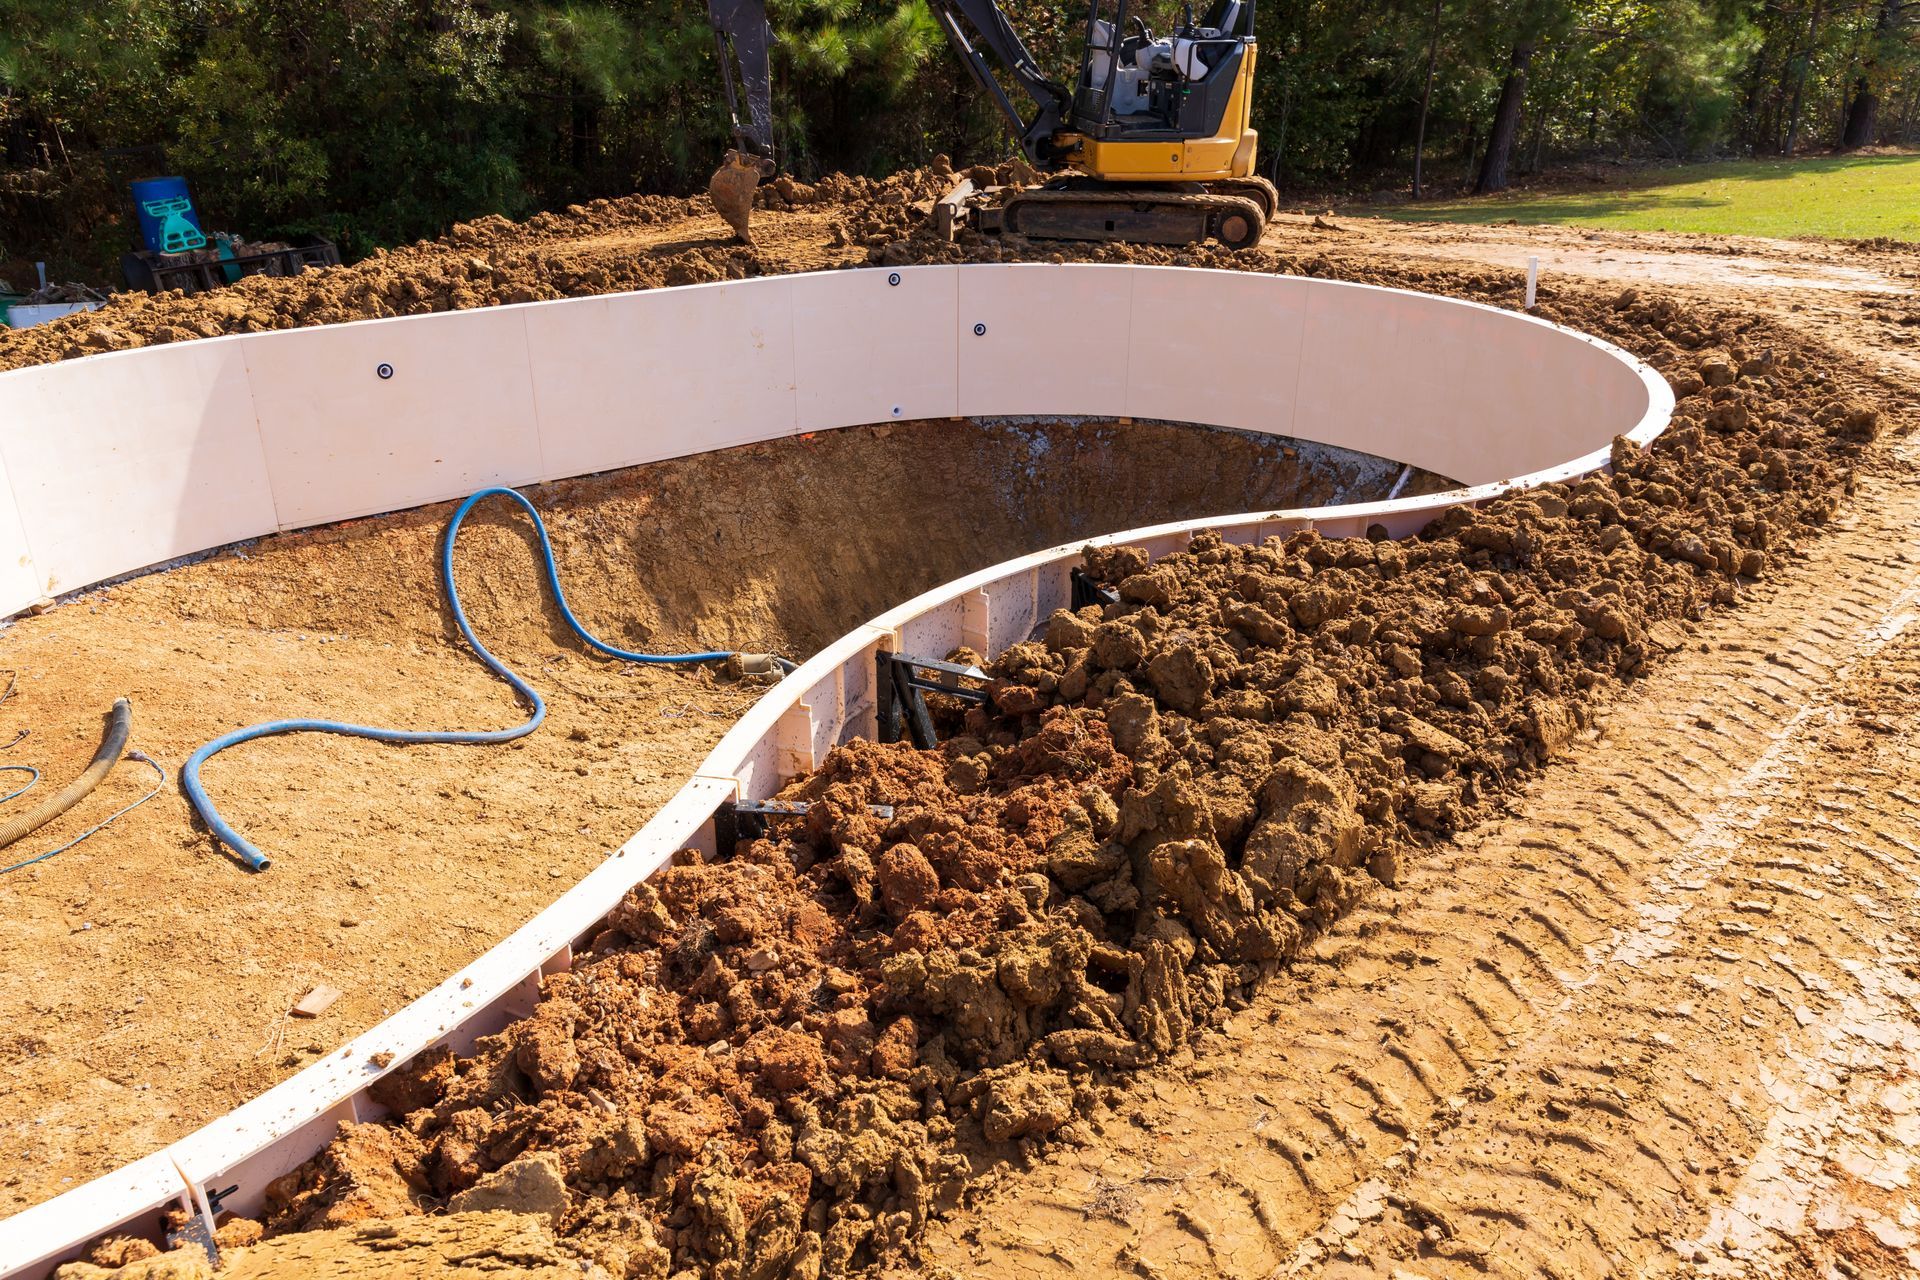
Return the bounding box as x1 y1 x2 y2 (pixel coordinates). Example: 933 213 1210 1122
10 180 1920 1280
0 415 1397 1217
1297 213 1920 378
897 218 1920 1280
909 433 1920 1280
1305 214 1920 294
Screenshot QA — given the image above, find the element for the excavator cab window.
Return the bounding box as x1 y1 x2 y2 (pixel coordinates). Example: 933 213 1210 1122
1195 0 1248 36
1077 0 1130 122
1075 0 1251 133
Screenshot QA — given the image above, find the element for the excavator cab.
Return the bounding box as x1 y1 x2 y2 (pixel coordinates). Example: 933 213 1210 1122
1058 0 1261 186
1076 0 1251 136
705 0 1275 249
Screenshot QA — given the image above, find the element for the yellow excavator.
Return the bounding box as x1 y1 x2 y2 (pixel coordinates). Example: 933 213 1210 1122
706 0 1275 249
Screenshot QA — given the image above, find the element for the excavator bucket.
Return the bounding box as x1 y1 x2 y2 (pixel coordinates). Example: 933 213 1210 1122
708 149 774 244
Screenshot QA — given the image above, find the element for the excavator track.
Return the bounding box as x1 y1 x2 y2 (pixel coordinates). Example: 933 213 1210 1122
1208 174 1279 219
989 186 1267 250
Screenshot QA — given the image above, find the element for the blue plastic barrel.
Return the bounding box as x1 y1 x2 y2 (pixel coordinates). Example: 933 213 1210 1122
129 176 207 254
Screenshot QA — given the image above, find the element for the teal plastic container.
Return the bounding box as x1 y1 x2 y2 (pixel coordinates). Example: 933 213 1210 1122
129 176 207 254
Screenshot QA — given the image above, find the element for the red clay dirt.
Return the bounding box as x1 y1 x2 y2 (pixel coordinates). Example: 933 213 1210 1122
186 285 1893 1279
0 165 979 373
0 416 1404 1221
11 171 1918 1280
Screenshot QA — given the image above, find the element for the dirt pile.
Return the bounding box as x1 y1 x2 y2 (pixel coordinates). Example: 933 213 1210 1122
0 164 970 372
228 301 1886 1279
859 201 1581 320
9 148 1918 383
0 156 1064 375
0 415 1398 1219
0 189 750 371
54 1213 608 1279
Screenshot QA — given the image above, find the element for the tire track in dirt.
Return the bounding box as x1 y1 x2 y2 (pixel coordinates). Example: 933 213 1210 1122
907 442 1920 1279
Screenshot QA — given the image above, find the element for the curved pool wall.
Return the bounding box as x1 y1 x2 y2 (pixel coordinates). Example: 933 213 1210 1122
0 264 1672 1276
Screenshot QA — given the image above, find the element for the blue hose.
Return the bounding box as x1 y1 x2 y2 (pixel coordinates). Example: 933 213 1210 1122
0 764 38 805
183 485 734 871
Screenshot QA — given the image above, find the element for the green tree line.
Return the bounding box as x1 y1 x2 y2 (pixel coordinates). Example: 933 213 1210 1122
3 0 1917 279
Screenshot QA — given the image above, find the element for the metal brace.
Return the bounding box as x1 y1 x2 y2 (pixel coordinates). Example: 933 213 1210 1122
1070 567 1119 611
713 798 897 853
875 652 990 749
163 1183 237 1264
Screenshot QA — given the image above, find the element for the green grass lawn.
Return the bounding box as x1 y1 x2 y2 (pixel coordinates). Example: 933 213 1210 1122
1367 153 1920 241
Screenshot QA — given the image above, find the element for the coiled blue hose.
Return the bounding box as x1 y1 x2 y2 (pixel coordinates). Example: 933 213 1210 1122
184 485 734 871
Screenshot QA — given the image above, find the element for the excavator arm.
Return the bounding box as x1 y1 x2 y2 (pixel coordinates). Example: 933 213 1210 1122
924 0 1074 165
708 0 777 161
703 0 1073 170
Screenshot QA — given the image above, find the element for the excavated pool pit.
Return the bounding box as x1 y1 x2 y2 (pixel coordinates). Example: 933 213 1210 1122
0 264 1670 1276
0 413 1431 1219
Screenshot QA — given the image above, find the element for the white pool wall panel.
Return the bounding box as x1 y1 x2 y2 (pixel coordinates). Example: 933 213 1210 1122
0 342 275 598
0 265 1657 618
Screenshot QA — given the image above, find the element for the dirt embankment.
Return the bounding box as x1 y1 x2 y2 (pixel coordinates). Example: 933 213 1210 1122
8 143 1920 385
0 156 1554 377
0 164 978 373
62 287 1890 1280
129 418 1409 660
0 415 1397 1221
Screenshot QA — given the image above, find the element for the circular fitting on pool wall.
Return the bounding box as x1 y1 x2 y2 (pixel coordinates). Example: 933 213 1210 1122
376 363 395 380
973 323 986 336
887 272 901 286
